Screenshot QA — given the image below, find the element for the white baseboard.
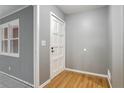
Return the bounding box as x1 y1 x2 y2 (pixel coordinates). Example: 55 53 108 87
107 69 112 88
107 77 112 88
107 69 111 80
0 71 34 87
39 79 51 88
65 68 108 78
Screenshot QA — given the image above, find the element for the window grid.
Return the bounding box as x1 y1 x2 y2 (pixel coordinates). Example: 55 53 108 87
0 19 19 57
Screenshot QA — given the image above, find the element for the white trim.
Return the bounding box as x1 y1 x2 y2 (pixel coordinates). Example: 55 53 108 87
0 19 20 57
0 70 34 87
0 6 29 20
39 79 51 88
107 69 111 81
65 68 108 78
107 69 112 88
33 5 40 88
0 53 19 57
50 12 65 23
107 77 112 88
63 19 66 70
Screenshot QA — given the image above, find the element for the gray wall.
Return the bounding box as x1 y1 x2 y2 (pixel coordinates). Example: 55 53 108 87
109 5 123 88
0 6 34 85
123 6 124 88
65 6 109 74
39 5 65 85
108 6 112 77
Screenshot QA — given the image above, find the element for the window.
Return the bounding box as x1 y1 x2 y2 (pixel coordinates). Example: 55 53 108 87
0 19 19 57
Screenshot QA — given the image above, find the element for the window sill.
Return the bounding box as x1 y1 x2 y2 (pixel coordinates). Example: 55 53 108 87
0 53 19 58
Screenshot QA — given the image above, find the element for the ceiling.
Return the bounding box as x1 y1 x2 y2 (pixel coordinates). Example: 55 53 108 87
0 5 107 18
0 5 27 19
57 5 107 15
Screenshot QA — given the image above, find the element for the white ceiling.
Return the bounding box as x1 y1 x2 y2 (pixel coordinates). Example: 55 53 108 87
0 5 27 19
57 5 107 15
0 5 107 18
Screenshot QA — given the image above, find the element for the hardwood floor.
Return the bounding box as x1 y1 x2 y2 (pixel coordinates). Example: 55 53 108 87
44 70 110 88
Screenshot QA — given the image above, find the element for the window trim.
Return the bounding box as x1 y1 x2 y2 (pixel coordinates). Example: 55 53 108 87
0 19 20 58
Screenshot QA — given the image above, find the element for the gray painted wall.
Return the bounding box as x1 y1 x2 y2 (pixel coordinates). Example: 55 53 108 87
39 5 65 85
123 6 124 88
108 6 112 77
109 5 123 88
0 6 34 85
65 6 109 74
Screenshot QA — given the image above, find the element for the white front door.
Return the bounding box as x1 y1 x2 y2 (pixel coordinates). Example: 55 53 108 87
50 13 65 79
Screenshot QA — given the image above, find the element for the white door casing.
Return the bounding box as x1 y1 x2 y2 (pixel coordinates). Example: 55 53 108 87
34 5 40 88
50 12 65 79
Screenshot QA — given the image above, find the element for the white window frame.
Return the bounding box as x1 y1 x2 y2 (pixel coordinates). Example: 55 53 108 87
0 19 20 57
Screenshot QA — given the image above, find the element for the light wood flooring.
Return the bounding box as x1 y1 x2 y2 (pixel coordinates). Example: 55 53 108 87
44 70 110 88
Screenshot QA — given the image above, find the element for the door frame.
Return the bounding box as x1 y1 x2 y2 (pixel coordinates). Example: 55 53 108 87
33 5 40 88
50 12 65 79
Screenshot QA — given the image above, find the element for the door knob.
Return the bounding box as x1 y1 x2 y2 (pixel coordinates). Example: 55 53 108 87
51 47 54 53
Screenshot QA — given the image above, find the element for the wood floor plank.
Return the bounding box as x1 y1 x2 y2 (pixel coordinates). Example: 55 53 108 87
44 70 110 88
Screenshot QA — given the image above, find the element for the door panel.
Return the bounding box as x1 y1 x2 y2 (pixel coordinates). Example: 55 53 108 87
50 14 65 78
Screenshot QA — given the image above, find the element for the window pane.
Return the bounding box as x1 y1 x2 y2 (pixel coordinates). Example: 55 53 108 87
13 39 18 53
13 26 18 38
3 40 8 52
0 30 3 40
4 27 8 39
10 39 18 53
10 40 13 53
1 40 4 52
